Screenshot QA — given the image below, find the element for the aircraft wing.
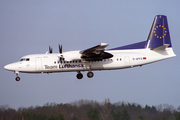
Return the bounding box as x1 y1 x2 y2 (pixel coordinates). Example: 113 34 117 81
80 43 113 61
80 43 108 55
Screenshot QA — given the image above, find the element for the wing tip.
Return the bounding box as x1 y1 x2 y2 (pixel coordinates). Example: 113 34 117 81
100 43 108 46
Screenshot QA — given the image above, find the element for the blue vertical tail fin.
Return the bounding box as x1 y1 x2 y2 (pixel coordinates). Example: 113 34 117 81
147 15 172 49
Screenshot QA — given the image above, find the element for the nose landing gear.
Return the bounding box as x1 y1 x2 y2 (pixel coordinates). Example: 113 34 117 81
15 76 20 81
15 71 20 81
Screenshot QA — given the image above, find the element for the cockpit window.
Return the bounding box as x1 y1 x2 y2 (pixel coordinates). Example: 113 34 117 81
20 58 30 61
20 58 25 61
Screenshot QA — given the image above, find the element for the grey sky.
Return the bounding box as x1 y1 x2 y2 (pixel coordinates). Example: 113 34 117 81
0 1 180 109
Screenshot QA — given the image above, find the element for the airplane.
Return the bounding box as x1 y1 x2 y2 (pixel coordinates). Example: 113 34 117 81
4 15 176 81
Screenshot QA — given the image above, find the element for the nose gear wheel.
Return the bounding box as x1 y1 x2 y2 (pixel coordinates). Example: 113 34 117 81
15 77 20 81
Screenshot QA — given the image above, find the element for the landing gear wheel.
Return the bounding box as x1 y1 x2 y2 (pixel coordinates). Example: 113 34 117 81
87 72 94 78
15 77 20 81
77 73 83 79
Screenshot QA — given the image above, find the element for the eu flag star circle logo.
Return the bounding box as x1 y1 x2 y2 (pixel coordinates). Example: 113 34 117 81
153 25 167 39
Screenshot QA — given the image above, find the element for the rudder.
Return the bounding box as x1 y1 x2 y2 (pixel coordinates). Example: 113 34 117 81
147 15 172 49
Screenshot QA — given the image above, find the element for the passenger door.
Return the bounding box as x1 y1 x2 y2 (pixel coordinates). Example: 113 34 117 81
35 57 42 71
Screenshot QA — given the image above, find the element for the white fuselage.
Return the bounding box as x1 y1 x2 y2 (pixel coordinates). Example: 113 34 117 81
4 48 175 74
3 15 176 80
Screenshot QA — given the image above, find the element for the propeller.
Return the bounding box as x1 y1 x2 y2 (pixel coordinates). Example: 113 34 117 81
48 45 64 62
49 46 53 53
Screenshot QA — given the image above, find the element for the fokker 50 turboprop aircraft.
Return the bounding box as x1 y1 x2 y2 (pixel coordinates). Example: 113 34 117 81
4 15 176 81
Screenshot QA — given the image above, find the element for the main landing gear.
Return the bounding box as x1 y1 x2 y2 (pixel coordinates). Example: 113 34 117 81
76 61 94 79
77 72 83 79
76 71 94 79
87 71 94 78
87 61 94 78
15 71 20 81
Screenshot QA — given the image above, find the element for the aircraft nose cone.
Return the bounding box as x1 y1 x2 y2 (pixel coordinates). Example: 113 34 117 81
4 63 19 71
4 64 11 70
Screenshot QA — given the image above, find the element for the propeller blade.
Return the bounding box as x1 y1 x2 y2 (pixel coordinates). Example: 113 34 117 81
49 46 53 53
60 45 62 54
58 44 63 62
59 44 62 54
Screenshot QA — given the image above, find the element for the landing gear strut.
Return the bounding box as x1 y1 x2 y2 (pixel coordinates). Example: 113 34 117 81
87 61 94 78
15 71 20 81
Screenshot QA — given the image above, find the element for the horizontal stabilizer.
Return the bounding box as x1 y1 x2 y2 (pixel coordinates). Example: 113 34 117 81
151 44 169 51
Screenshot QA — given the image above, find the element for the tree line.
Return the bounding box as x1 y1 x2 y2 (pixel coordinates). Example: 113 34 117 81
0 99 180 120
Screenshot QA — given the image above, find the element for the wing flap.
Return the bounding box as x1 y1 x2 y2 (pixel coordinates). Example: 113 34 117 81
80 43 113 61
80 43 108 55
